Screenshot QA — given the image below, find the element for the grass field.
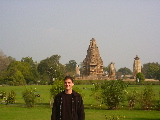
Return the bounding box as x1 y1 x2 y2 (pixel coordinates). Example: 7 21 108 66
0 84 160 120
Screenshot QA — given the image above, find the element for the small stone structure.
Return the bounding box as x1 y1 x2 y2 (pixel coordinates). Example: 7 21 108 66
75 65 80 77
109 62 116 79
133 55 142 78
83 38 104 78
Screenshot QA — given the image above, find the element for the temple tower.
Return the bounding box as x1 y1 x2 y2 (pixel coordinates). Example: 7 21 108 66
83 38 104 76
133 55 142 78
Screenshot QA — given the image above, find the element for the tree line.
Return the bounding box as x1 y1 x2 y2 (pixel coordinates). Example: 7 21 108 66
0 51 78 85
0 50 160 85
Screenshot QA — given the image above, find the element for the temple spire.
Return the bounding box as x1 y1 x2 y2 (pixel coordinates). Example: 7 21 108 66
83 38 104 76
133 55 142 78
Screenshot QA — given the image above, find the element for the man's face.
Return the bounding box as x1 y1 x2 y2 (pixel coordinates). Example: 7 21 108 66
64 79 74 90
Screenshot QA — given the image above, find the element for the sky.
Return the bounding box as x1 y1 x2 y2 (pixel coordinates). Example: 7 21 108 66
0 0 160 70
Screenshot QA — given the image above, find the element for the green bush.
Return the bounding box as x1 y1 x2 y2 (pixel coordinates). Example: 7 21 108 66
0 90 16 104
0 91 7 103
6 90 16 104
0 91 6 99
155 91 160 111
138 85 155 110
50 80 64 99
90 83 102 104
101 80 127 110
127 89 138 110
136 72 145 83
22 87 36 107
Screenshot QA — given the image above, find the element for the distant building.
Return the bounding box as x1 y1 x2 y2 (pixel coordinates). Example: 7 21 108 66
109 62 116 79
133 55 142 78
83 38 104 77
75 65 80 77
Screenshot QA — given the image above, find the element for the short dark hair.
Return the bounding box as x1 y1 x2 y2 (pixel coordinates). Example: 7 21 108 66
64 76 74 83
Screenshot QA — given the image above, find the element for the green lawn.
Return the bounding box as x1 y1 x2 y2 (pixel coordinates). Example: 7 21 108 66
0 85 160 120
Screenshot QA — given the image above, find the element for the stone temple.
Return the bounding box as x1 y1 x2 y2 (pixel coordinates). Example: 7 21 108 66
76 38 141 80
133 55 142 78
83 38 104 77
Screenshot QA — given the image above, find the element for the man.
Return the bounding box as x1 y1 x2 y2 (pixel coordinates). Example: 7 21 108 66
51 76 85 120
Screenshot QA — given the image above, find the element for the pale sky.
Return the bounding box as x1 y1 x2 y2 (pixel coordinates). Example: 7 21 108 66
0 0 160 70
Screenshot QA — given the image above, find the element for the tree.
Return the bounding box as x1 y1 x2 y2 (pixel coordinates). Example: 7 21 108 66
136 72 145 83
8 56 16 63
156 69 160 80
65 60 77 77
37 55 65 84
38 55 61 75
5 61 31 85
0 61 27 85
0 71 7 84
117 67 132 75
21 57 35 66
7 70 26 85
142 62 160 79
2 59 38 85
21 57 39 84
0 51 15 73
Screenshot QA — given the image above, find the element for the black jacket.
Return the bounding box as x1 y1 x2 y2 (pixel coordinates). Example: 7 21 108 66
51 90 85 120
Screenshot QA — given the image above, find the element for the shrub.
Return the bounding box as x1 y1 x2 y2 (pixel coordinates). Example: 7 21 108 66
22 87 36 107
155 91 160 111
101 80 127 110
90 83 102 104
6 90 16 104
136 72 145 83
0 91 6 99
138 85 155 110
0 91 7 103
73 86 84 97
50 80 64 99
127 89 138 110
